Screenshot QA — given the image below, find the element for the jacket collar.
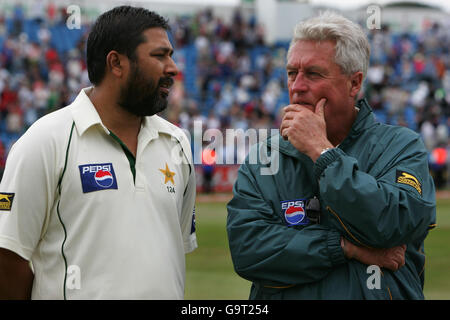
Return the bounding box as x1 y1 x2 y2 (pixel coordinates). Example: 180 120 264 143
269 98 376 159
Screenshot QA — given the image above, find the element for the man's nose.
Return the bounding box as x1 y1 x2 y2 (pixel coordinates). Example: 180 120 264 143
165 57 179 77
290 72 308 94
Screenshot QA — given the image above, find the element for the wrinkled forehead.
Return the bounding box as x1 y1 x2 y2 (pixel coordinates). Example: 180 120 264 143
288 38 336 55
286 39 337 67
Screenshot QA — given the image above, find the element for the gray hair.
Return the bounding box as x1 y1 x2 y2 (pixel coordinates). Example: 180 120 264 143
287 11 370 79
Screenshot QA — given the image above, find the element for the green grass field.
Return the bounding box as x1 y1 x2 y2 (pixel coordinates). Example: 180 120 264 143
185 197 450 300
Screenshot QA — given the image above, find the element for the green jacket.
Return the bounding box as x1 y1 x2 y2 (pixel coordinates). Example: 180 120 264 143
227 99 436 300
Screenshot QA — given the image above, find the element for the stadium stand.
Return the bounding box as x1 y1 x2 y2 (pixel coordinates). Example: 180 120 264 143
0 3 449 189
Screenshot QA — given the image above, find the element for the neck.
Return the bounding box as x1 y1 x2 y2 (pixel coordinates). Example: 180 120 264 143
87 85 141 157
88 85 142 136
328 106 359 147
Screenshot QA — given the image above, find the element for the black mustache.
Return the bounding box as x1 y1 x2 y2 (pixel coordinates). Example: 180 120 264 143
158 77 174 88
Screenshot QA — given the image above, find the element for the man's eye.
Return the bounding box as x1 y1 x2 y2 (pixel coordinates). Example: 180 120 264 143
287 71 297 77
152 53 168 58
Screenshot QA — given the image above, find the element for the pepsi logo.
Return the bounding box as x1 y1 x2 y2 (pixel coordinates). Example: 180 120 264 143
281 199 310 226
79 163 118 193
94 170 114 188
284 206 305 225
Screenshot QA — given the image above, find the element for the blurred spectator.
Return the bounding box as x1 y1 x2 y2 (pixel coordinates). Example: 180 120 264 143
30 0 46 25
0 139 5 180
12 4 25 37
6 102 23 133
0 81 16 120
429 145 448 189
201 144 216 193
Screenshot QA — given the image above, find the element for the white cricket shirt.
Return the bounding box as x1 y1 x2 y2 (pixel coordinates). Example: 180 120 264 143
0 87 197 299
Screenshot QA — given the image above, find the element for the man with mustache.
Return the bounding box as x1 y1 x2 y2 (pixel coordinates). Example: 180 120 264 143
227 12 436 299
0 6 196 299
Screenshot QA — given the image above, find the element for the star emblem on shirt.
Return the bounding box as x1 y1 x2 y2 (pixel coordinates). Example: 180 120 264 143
159 163 176 185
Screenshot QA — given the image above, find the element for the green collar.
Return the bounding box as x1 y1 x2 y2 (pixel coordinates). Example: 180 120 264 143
109 131 136 183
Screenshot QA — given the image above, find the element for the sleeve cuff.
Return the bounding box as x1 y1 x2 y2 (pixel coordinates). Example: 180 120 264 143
0 236 33 261
327 230 346 266
313 148 343 180
184 234 198 254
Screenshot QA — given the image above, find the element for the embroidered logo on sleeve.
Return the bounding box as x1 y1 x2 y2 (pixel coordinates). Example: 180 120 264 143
396 171 422 195
281 199 310 226
0 193 15 211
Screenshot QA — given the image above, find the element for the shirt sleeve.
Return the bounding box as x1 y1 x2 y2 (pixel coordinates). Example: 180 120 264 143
0 126 59 260
227 161 346 287
314 131 436 249
178 134 197 254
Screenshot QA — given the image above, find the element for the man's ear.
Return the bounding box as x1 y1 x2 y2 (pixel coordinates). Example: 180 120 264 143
106 51 128 79
349 71 363 98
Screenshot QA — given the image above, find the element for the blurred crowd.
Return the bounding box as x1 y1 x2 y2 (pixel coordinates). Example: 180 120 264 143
364 22 450 188
0 3 449 188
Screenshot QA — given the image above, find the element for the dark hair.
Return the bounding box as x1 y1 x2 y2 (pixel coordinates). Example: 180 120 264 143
86 6 170 85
